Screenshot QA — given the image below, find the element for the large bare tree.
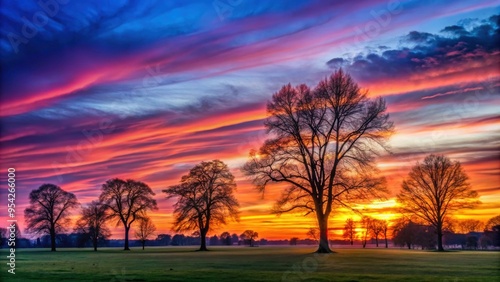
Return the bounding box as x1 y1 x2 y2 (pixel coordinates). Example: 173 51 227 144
74 200 111 251
163 160 239 251
24 184 79 251
99 178 158 250
397 154 479 251
243 70 393 252
135 215 156 250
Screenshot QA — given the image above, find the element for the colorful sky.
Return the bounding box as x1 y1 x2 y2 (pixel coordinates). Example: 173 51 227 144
1 0 499 240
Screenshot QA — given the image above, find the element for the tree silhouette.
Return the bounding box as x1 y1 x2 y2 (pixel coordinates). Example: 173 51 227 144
381 220 389 248
361 216 372 248
74 200 111 251
455 219 484 234
397 155 479 251
220 232 232 245
231 233 239 245
99 178 158 251
135 216 156 250
484 215 500 247
24 184 79 251
307 227 319 242
393 217 424 249
163 160 239 251
485 215 500 231
243 69 392 253
342 218 356 245
241 230 258 247
370 219 384 247
209 235 220 246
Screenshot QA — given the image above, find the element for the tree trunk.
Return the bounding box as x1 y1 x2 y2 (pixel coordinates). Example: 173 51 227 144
437 229 444 251
93 236 97 251
316 214 332 253
375 236 379 247
199 229 208 251
124 226 130 251
385 237 388 248
50 227 56 252
142 241 145 250
350 239 353 246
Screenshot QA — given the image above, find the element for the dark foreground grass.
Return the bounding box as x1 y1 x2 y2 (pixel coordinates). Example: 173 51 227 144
1 246 499 281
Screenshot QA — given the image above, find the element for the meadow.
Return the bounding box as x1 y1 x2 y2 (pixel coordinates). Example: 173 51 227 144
1 246 499 282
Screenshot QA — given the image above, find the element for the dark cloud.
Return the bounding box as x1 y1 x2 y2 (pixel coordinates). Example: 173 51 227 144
441 25 468 36
406 31 436 43
326 14 500 84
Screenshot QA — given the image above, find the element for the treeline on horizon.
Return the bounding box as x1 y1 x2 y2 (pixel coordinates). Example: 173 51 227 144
2 216 499 251
3 70 500 253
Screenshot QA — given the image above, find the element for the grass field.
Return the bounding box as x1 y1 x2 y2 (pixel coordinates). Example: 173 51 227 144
1 246 499 281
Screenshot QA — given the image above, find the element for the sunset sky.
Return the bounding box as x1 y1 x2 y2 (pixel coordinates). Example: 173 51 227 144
1 0 499 240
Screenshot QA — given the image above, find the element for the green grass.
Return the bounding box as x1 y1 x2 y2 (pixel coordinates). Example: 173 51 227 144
1 246 499 281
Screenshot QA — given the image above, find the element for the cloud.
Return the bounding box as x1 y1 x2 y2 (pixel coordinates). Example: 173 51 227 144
326 14 500 92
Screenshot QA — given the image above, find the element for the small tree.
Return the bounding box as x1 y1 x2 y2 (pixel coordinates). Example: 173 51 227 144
485 215 500 231
484 215 500 247
361 216 372 248
24 184 79 251
231 234 239 245
342 218 356 245
74 201 111 251
392 217 419 249
397 155 479 251
381 220 389 248
209 235 220 246
370 219 384 247
241 230 259 247
307 228 319 243
135 216 156 250
163 160 239 251
99 178 158 251
220 232 232 245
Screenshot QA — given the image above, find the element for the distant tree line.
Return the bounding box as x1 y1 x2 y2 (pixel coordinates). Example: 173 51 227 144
332 214 500 250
